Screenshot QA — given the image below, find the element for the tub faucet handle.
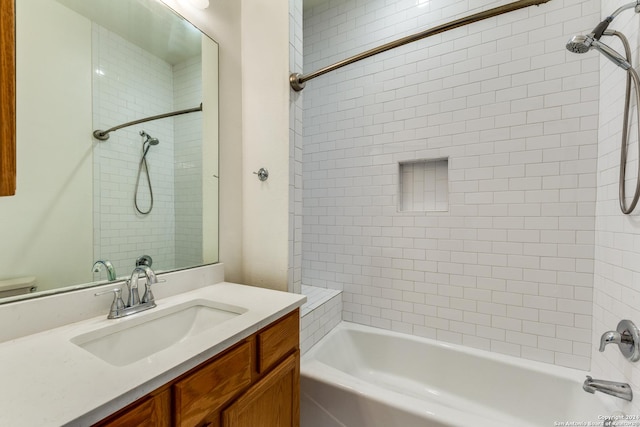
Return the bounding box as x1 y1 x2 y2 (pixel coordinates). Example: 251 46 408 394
599 330 622 352
599 320 640 362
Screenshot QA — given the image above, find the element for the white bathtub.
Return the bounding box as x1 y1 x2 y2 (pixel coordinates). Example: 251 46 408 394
301 322 621 427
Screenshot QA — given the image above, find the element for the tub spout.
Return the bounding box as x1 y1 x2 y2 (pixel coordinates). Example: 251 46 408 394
583 376 633 401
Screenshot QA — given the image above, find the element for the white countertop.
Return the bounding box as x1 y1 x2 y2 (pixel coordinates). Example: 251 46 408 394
0 282 306 426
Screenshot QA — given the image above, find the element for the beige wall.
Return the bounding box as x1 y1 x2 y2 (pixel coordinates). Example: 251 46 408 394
161 0 291 291
240 0 291 290
0 0 94 291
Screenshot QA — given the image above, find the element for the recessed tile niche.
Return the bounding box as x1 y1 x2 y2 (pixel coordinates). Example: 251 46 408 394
399 159 449 212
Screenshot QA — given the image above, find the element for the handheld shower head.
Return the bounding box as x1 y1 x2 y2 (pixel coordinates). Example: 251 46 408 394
566 34 591 54
139 130 160 146
566 0 639 65
565 34 631 70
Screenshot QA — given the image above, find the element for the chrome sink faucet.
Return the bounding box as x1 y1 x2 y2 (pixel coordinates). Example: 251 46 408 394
95 265 159 319
92 260 116 281
583 376 633 401
127 265 158 307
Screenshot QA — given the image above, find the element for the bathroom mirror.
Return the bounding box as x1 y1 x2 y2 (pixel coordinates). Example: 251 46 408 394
0 0 219 302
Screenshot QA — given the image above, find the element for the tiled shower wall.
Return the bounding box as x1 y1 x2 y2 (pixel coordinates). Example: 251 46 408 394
592 0 640 414
289 0 304 294
302 0 601 369
174 56 204 269
93 25 202 277
93 24 176 276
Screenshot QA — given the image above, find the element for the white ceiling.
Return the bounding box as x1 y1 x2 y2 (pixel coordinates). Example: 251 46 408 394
55 0 203 64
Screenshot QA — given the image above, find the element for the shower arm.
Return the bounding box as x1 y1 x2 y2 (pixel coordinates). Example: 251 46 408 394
93 103 203 141
609 1 640 20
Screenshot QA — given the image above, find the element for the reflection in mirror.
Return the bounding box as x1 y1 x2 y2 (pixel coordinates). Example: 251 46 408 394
0 0 219 302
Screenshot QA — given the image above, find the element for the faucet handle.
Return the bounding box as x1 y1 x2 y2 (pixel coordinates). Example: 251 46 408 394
599 320 640 362
141 279 165 304
600 331 622 352
95 288 126 319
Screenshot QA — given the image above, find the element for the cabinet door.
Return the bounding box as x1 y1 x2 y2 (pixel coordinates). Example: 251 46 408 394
222 352 299 427
94 388 171 427
174 341 252 427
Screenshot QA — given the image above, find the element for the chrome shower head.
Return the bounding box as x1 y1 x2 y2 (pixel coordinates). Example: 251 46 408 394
139 130 160 146
566 1 639 64
566 34 591 54
566 34 631 70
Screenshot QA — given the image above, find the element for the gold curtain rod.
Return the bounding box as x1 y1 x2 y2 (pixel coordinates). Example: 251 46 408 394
290 0 552 91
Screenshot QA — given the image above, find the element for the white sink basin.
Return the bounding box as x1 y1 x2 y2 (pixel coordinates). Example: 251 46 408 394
71 299 246 366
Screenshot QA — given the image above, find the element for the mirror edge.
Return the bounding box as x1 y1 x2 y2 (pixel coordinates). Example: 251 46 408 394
0 0 16 197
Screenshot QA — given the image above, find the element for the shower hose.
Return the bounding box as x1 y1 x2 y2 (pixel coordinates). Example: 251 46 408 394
612 31 640 214
134 142 154 215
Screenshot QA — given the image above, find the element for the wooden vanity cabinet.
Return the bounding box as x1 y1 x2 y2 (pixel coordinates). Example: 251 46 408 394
222 352 299 427
97 388 172 427
93 309 300 427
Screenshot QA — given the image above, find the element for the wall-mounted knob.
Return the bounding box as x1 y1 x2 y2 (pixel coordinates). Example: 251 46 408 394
599 319 640 362
253 168 269 181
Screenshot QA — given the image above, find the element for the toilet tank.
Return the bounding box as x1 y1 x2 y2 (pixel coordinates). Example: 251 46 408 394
0 276 37 298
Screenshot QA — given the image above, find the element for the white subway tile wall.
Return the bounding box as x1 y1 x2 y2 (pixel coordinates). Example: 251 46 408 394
592 0 640 415
302 0 600 370
92 24 202 276
300 285 343 354
174 56 204 269
290 0 304 294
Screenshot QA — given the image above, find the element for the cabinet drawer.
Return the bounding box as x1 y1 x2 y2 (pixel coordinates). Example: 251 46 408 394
174 341 252 427
94 388 171 427
257 309 299 374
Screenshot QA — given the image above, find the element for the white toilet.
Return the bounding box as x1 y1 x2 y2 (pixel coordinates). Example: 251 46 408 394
0 276 37 298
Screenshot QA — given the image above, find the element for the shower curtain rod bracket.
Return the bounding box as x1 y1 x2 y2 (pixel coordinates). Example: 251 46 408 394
290 73 306 91
93 103 203 141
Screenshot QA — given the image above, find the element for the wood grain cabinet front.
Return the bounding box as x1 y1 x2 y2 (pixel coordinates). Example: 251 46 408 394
94 388 171 427
222 352 299 427
174 341 252 427
92 309 300 427
0 0 16 197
